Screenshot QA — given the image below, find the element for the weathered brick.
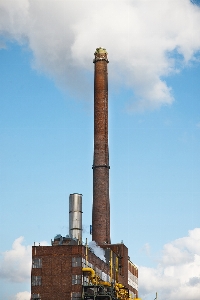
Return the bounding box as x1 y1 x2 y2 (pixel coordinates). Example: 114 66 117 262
92 48 110 245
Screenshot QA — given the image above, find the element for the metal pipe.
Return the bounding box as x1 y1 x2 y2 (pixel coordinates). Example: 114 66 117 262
82 268 112 287
82 267 96 278
99 281 111 287
110 249 113 283
116 256 119 283
69 193 82 244
85 238 88 267
82 268 98 285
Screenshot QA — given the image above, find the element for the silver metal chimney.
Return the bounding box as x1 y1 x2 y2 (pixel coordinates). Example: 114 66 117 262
69 193 82 244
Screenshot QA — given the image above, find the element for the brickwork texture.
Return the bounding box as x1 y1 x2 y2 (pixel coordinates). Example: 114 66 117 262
92 49 110 244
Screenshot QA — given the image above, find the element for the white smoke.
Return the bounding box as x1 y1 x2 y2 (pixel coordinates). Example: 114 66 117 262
139 228 200 300
0 0 200 110
89 241 106 262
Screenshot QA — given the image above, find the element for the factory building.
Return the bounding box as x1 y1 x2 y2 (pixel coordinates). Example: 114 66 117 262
31 48 139 300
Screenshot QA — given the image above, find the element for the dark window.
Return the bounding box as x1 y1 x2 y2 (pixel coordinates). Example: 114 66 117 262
72 274 82 285
32 258 42 268
31 294 41 299
72 257 81 267
32 276 42 286
71 292 81 300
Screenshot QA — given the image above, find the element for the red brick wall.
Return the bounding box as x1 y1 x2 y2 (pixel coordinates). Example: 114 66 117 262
31 243 138 299
31 245 82 300
92 49 110 245
101 243 128 287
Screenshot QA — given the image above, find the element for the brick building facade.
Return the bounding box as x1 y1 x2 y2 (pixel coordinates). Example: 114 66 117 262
31 237 138 299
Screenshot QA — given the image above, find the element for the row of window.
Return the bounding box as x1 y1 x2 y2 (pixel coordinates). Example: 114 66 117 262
32 257 81 268
32 257 110 287
31 293 81 300
31 275 82 286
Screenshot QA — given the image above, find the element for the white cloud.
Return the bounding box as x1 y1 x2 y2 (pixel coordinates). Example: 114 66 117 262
15 291 30 300
1 231 200 299
141 243 151 256
0 0 200 110
0 236 48 283
139 228 200 300
0 237 31 283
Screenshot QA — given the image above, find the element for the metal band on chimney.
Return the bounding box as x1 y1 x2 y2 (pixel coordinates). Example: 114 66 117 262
93 56 109 63
92 165 110 169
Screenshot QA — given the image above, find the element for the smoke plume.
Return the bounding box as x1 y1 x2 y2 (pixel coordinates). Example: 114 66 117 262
89 241 106 262
0 0 200 110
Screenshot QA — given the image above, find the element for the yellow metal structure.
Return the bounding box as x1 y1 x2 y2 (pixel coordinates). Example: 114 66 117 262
85 239 88 266
82 267 111 286
82 267 140 300
110 249 113 282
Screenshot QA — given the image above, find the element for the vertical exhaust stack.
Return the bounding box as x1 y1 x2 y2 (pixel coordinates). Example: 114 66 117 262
92 48 110 245
69 193 82 244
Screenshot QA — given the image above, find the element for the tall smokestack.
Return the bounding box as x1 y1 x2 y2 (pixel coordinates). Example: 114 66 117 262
92 47 110 244
69 193 82 244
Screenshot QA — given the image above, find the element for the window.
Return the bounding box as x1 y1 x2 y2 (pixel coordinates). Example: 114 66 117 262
71 292 81 300
72 257 81 267
32 258 42 268
72 275 81 285
32 276 42 286
31 294 41 300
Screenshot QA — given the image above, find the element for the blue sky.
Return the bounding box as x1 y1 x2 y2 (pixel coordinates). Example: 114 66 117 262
0 1 200 300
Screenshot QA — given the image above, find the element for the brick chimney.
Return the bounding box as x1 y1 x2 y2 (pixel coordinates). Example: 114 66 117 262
92 47 110 244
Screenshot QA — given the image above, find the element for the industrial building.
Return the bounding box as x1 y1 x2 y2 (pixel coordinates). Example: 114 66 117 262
31 48 139 300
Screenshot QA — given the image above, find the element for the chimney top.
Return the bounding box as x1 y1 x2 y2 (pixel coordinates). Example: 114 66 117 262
94 47 107 54
93 47 109 63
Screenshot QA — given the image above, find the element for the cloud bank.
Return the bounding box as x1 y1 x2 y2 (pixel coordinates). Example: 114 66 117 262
0 236 31 283
15 291 30 300
0 230 200 299
139 228 200 300
0 0 200 110
0 236 48 283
